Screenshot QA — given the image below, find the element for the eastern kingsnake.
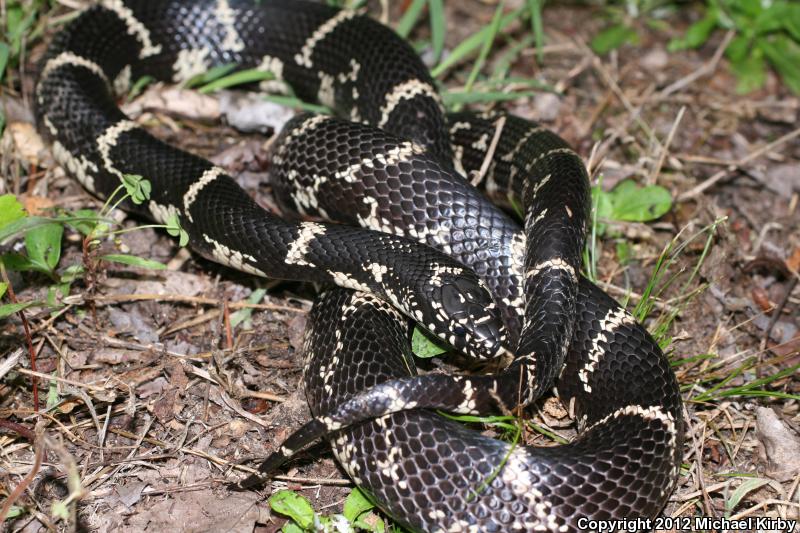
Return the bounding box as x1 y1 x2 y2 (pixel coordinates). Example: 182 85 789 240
35 1 684 531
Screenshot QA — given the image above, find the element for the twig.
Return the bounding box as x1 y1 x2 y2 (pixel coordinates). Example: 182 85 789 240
16 367 107 393
472 115 506 187
63 292 305 313
649 106 686 185
657 30 735 99
0 431 44 524
1 264 39 411
678 126 800 201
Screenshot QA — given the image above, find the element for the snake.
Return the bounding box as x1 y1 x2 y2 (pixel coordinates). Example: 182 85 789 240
34 1 684 531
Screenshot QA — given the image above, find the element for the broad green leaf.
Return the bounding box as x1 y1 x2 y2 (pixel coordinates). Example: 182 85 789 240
607 180 672 222
165 213 189 247
0 301 35 318
66 209 100 236
784 5 800 41
353 512 385 533
4 506 24 519
51 500 69 520
230 287 267 329
121 174 151 204
269 490 315 530
343 488 375 522
668 9 719 51
2 252 36 272
101 254 166 270
25 222 64 273
759 34 800 94
725 34 751 63
731 54 767 94
0 194 26 230
281 523 305 533
590 24 638 55
411 326 447 358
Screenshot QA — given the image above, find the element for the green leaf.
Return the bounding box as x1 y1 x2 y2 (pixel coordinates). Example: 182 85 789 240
165 213 189 247
783 5 800 41
606 180 672 222
128 75 155 101
0 194 27 230
668 9 719 51
121 174 151 204
730 53 767 94
725 478 771 512
230 288 267 329
343 488 375 522
431 6 525 77
0 42 9 84
101 254 166 270
281 523 305 533
527 0 545 63
0 301 35 318
184 63 238 89
66 209 100 236
51 500 69 521
353 513 385 533
269 490 315 530
4 506 24 519
758 34 800 94
46 375 60 410
0 282 6 300
590 24 638 55
25 223 64 273
198 68 276 94
428 0 446 63
725 34 752 63
396 0 427 38
411 326 448 358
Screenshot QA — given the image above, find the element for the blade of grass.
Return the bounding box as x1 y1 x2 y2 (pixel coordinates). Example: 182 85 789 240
526 0 545 63
198 69 276 94
428 0 446 63
453 2 506 112
431 6 525 78
396 0 427 38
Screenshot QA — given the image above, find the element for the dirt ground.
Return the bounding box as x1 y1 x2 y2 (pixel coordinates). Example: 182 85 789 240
1 1 799 532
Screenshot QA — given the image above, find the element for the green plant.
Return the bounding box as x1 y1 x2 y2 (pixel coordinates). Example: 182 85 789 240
669 0 800 94
269 488 387 532
0 176 187 317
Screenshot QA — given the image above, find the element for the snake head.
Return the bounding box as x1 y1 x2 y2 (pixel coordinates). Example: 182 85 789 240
421 265 510 360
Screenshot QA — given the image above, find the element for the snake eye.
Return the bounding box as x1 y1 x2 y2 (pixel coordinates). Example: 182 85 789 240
452 325 467 337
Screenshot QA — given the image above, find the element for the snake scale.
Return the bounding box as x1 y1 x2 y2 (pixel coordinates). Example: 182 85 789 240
35 1 683 531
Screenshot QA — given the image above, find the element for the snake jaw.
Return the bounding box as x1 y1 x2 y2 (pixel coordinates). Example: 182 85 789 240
427 274 509 360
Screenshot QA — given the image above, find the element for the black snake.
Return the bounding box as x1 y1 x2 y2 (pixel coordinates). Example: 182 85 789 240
35 1 684 531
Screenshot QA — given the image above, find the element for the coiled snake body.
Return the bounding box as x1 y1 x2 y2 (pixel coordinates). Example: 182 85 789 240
35 1 683 531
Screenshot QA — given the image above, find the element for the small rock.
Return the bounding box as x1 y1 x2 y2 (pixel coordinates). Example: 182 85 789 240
641 48 669 71
533 93 561 122
756 407 800 482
